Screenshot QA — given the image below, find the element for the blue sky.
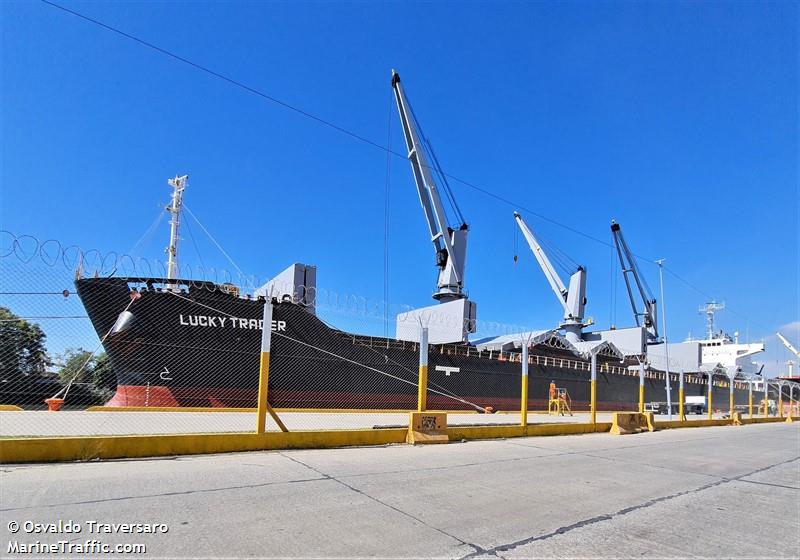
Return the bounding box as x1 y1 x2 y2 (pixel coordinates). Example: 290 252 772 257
1 1 798 374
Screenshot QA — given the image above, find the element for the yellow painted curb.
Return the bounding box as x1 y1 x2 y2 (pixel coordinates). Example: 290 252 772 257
0 429 410 464
2 415 790 464
447 422 612 441
656 417 787 429
0 405 24 411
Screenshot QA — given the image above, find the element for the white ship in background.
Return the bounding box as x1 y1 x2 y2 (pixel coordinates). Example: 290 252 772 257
648 302 765 384
691 302 765 376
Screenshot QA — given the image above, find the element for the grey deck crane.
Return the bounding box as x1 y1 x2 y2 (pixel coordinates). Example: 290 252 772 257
391 70 468 303
514 212 586 343
610 220 659 343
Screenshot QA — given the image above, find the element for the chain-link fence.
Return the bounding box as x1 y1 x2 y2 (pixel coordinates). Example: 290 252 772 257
1 232 793 440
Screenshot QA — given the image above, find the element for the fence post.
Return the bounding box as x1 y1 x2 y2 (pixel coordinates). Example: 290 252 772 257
707 373 713 420
729 374 735 419
417 327 429 412
590 353 597 425
778 382 784 418
256 299 273 434
521 342 529 428
638 363 645 413
678 369 685 421
748 379 753 419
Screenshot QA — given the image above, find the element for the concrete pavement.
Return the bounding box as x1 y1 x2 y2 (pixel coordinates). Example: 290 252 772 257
2 422 798 558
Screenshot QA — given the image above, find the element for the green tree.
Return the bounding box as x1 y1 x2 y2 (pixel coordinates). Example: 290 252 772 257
56 348 117 399
0 306 50 381
57 348 94 385
92 352 117 399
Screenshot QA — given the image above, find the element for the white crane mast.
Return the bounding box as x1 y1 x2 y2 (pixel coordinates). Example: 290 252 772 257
391 70 467 303
777 332 800 358
514 212 586 342
165 174 188 283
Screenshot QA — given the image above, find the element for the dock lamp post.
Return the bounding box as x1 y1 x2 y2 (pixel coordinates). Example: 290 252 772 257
656 259 672 420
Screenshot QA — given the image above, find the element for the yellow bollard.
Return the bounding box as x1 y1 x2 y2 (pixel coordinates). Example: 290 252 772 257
778 390 783 419
679 387 685 421
256 300 273 434
748 390 753 419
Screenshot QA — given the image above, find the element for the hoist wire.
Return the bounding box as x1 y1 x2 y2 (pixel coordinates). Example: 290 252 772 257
182 211 207 273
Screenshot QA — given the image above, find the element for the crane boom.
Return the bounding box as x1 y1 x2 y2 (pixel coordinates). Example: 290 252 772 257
777 333 800 358
391 70 467 302
515 212 586 341
514 212 567 302
610 220 659 341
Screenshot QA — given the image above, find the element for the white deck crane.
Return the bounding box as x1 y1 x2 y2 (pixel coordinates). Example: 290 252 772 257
514 212 586 343
610 220 659 343
391 70 468 303
777 332 800 358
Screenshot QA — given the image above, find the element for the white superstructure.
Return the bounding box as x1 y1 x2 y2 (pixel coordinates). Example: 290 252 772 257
689 303 764 376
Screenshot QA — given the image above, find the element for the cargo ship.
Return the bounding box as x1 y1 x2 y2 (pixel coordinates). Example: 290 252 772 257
74 72 759 412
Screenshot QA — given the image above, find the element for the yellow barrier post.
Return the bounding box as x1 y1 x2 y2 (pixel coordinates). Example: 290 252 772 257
748 379 753 419
778 383 783 418
417 327 429 412
707 373 713 420
256 299 273 434
638 363 645 414
521 342 529 428
678 369 685 421
590 353 597 425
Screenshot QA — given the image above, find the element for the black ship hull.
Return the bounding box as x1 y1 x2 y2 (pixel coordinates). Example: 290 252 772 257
75 277 754 412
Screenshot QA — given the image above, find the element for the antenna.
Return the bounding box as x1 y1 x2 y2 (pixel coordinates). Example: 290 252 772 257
699 301 725 340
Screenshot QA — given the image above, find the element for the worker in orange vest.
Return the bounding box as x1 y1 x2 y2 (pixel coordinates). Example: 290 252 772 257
549 381 557 401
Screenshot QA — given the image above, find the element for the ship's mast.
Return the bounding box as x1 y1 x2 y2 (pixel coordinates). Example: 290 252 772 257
699 301 725 340
166 175 188 282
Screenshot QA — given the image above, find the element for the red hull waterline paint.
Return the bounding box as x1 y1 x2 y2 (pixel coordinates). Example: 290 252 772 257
104 385 638 412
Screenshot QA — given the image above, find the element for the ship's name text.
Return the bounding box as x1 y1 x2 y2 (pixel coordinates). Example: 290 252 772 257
179 314 287 331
